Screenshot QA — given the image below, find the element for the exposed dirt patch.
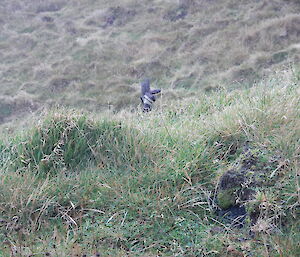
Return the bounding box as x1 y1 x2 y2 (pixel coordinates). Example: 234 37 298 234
216 143 283 227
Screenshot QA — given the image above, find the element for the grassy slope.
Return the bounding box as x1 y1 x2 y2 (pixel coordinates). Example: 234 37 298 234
0 0 300 125
0 71 299 256
0 0 300 255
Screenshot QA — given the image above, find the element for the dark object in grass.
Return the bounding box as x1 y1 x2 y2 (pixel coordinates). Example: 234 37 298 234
217 205 247 228
140 78 161 112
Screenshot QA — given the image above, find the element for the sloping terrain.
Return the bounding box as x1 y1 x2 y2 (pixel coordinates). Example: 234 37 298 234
0 71 299 256
0 0 300 124
0 1 299 255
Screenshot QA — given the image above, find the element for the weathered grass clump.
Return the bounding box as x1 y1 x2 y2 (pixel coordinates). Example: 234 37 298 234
10 110 153 174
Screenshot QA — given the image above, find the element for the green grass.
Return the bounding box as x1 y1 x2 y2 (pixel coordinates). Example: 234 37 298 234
0 72 299 256
1 0 300 125
10 110 153 175
1 1 299 255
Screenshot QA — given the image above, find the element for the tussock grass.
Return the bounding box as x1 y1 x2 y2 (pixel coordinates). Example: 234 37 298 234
0 72 299 256
8 109 155 174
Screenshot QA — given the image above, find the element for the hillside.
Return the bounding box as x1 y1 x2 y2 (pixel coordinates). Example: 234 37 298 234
0 71 299 256
1 0 300 126
0 0 300 256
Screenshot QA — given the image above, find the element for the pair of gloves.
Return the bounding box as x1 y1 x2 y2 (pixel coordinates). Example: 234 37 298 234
140 78 161 112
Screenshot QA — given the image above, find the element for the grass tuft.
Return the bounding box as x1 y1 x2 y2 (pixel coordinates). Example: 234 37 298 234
9 110 154 175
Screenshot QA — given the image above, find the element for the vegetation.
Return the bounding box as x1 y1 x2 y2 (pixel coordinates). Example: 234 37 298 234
1 0 300 256
1 0 300 126
0 71 299 256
